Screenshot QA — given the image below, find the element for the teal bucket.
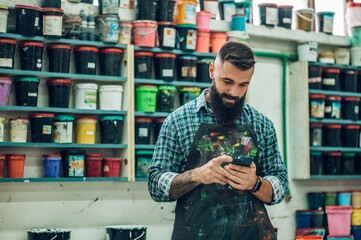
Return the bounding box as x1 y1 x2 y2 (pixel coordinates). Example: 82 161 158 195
352 26 361 46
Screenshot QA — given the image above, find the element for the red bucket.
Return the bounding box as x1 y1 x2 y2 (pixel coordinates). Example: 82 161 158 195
133 20 158 48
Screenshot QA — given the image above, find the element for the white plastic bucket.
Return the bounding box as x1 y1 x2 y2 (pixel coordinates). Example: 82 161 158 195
0 8 9 33
98 15 120 43
226 31 249 42
118 22 133 44
346 2 361 34
297 42 318 62
10 118 28 143
351 47 361 66
334 48 350 65
74 83 98 110
99 85 123 111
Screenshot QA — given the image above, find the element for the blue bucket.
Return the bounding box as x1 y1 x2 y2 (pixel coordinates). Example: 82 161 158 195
231 13 246 31
338 192 352 206
43 155 61 178
296 210 312 228
352 226 361 240
308 192 325 210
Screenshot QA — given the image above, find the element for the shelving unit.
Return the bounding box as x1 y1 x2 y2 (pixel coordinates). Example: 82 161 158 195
0 177 128 182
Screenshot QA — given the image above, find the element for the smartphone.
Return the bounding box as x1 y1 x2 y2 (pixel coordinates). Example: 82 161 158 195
221 156 254 168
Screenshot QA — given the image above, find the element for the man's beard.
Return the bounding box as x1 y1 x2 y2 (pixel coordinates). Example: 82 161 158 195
208 82 246 125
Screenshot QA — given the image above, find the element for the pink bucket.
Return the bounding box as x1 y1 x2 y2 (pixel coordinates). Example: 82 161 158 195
0 77 12 105
197 11 211 32
133 20 158 48
326 206 353 237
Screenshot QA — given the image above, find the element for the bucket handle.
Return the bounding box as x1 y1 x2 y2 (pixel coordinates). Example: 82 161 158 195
99 18 120 34
133 232 145 240
134 25 158 35
296 11 314 22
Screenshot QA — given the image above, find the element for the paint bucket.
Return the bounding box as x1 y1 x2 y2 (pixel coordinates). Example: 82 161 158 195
42 8 64 38
85 154 103 177
0 154 4 177
15 77 39 107
15 5 40 36
342 125 359 147
0 118 3 142
30 113 55 143
0 7 9 33
135 150 153 178
308 66 322 89
61 150 86 177
235 1 252 23
311 210 324 228
296 210 312 228
317 12 335 34
258 3 277 27
74 46 98 75
6 154 26 178
176 0 198 24
157 22 177 49
211 32 227 54
342 71 357 92
74 83 98 110
322 69 340 91
298 42 318 62
154 118 165 141
134 52 154 79
309 94 325 119
43 154 61 177
105 225 147 240
135 118 152 144
196 31 210 52
352 226 361 240
338 191 352 206
178 55 197 82
154 53 176 81
342 153 356 175
47 79 72 108
99 0 119 14
97 15 119 43
179 87 201 105
135 85 158 112
197 11 211 32
27 229 71 240
310 123 322 146
310 152 322 175
318 51 335 64
351 26 361 46
326 206 353 237
47 44 72 73
335 48 350 65
0 38 16 69
219 0 236 22
41 0 61 8
277 5 293 29
342 97 359 121
324 96 341 119
99 85 123 111
353 191 361 208
53 115 74 143
308 192 324 210
75 117 97 144
157 0 176 22
99 48 123 76
103 157 121 177
133 20 158 48
10 118 28 143
137 0 157 20
351 47 361 67
99 116 124 144
157 85 177 112
205 0 218 19
323 124 341 144
296 8 315 31
0 77 11 105
324 152 341 175
231 13 246 31
197 58 213 82
118 22 133 44
177 24 197 51
324 191 338 207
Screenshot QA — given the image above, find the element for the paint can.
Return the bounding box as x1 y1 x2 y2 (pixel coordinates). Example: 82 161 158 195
334 48 350 65
15 77 40 107
99 85 123 111
43 155 61 177
27 229 71 240
10 118 28 143
99 0 119 14
97 15 119 43
296 8 314 31
135 118 152 144
297 42 318 62
351 47 361 66
74 83 98 110
99 116 124 144
317 11 335 34
118 22 133 44
219 0 236 22
296 210 312 228
258 3 277 27
42 8 64 38
135 151 153 178
134 52 154 79
74 46 98 75
61 150 85 177
277 5 293 29
106 226 147 240
47 79 72 108
178 55 197 82
53 115 74 144
0 77 11 105
103 158 121 177
75 117 97 144
0 38 16 69
157 85 177 112
326 206 352 237
85 154 103 177
177 24 197 51
47 44 72 73
0 7 9 33
154 53 176 81
309 94 325 118
15 5 40 36
324 152 341 175
0 153 4 177
99 48 123 76
338 191 352 206
157 22 177 49
133 20 158 48
6 154 26 178
323 125 342 147
30 113 55 143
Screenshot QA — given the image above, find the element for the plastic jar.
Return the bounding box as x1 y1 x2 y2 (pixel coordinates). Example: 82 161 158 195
134 52 154 79
15 5 40 36
324 152 342 175
318 51 335 64
135 118 152 144
235 1 252 23
335 48 350 65
47 44 72 73
103 157 121 177
310 123 322 146
118 21 133 44
43 155 61 177
296 8 314 31
53 115 74 143
155 53 176 81
30 113 55 143
176 0 197 24
61 150 86 177
0 117 4 142
42 8 64 38
231 13 246 31
47 79 72 108
308 66 322 89
133 20 158 48
75 117 97 144
97 15 120 43
178 56 197 82
342 97 359 120
179 87 201 105
298 42 318 62
342 70 357 92
135 85 158 112
352 191 361 208
135 150 153 177
6 154 26 178
176 24 197 51
18 42 44 71
157 22 177 49
74 83 98 110
85 154 103 177
322 69 341 91
157 0 176 22
15 78 40 106
307 192 324 210
0 38 16 69
211 32 227 54
0 77 12 105
10 118 28 143
317 12 335 35
219 0 236 21
258 3 277 27
99 48 123 76
154 118 166 141
342 125 359 147
99 116 124 144
326 206 352 237
74 46 98 75
309 94 326 118
157 85 177 112
196 31 211 53
99 85 123 111
197 58 213 82
323 124 342 147
0 7 9 33
341 153 356 175
296 210 312 228
310 152 322 175
324 96 341 119
277 5 293 29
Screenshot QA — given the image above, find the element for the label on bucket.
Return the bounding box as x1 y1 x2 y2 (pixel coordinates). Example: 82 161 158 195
223 3 236 22
88 62 96 69
323 15 334 33
184 3 197 24
182 66 196 77
325 102 341 118
68 155 84 177
138 63 148 73
283 18 292 24
205 2 218 19
355 105 359 114
0 58 12 68
311 128 322 146
28 92 37 97
120 0 130 8
323 78 335 86
0 123 3 142
84 91 97 104
54 122 73 143
86 131 94 135
309 77 321 83
102 0 119 14
35 17 39 27
137 157 150 177
310 100 325 118
266 7 277 25
186 30 197 50
44 16 63 36
163 28 176 47
43 125 52 135
162 69 174 77
139 128 148 137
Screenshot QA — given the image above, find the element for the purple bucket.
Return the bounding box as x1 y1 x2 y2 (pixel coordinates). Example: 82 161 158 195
0 77 12 105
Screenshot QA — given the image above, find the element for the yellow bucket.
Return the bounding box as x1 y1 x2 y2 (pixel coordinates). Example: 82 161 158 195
352 191 361 208
176 0 198 25
76 117 97 144
352 208 361 226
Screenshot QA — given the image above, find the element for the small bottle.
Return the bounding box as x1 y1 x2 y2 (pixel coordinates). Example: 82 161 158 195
87 10 96 41
80 9 88 40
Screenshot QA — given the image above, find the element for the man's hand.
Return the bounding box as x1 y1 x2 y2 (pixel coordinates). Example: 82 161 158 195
224 161 258 190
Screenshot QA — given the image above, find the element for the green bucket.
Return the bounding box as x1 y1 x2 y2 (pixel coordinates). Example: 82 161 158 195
136 85 158 112
179 87 201 105
352 26 361 47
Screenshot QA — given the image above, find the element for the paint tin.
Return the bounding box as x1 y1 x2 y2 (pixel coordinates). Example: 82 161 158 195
342 153 356 175
323 125 342 147
308 192 324 210
135 118 152 144
324 192 338 207
317 12 335 34
135 85 158 112
74 46 98 75
99 85 123 111
352 191 361 208
15 77 40 107
157 22 177 49
0 38 16 69
10 118 28 143
0 117 4 142
53 115 74 144
27 229 71 240
309 94 326 119
0 153 4 177
30 113 55 143
177 55 197 82
99 116 124 144
97 15 120 43
311 210 324 228
219 0 236 22
296 210 312 228
47 79 72 108
42 8 64 38
324 153 341 175
155 53 176 81
176 24 197 51
6 154 26 178
0 7 8 33
324 96 341 119
352 226 361 239
74 83 98 110
99 48 123 76
103 158 121 177
18 42 44 71
43 154 61 177
75 117 97 144
135 150 153 178
0 77 12 105
157 0 176 22
153 118 165 141
179 87 201 105
15 5 40 36
342 71 358 92
310 152 323 175
338 191 352 206
61 150 85 177
342 125 359 147
258 3 277 27
322 69 341 91
157 86 177 112
85 154 103 177
106 225 147 240
134 52 153 79
326 206 353 237
310 123 322 146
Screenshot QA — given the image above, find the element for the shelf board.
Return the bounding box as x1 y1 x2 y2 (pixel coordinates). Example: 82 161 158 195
0 142 127 149
309 89 361 97
310 147 361 152
310 175 361 179
133 46 216 57
135 112 170 117
0 177 128 182
0 106 127 115
308 61 361 70
135 178 148 182
135 144 156 150
0 69 127 83
134 78 211 88
0 33 128 49
309 118 361 125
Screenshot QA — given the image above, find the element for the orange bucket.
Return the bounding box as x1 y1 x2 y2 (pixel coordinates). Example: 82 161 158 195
0 153 5 178
196 31 210 53
6 154 26 178
133 20 158 48
211 32 227 53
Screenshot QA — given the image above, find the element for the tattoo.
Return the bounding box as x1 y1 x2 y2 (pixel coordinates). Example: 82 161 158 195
169 170 199 200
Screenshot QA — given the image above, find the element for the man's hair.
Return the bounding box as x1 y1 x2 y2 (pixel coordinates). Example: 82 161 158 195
216 41 256 70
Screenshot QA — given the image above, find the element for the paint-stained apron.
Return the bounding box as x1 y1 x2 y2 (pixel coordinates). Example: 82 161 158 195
172 123 276 240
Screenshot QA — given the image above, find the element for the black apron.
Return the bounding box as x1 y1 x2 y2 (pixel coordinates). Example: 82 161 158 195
171 120 276 240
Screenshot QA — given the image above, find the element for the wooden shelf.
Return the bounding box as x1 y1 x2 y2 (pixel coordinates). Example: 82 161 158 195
0 177 128 182
135 144 156 150
0 142 128 149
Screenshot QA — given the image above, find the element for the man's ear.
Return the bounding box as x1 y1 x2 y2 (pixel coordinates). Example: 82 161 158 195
209 62 215 79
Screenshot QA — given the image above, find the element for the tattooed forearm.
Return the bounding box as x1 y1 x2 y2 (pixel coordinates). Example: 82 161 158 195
169 170 200 200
